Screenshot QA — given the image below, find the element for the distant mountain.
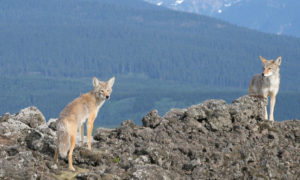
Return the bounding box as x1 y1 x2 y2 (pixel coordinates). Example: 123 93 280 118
143 0 300 37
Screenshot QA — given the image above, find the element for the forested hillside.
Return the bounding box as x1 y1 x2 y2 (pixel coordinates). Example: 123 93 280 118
0 0 300 126
1 0 300 89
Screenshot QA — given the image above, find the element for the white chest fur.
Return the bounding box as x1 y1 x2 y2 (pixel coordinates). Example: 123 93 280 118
268 74 280 95
79 100 105 126
95 101 105 117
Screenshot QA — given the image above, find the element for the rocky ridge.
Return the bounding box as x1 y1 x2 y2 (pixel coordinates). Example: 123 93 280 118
0 95 299 179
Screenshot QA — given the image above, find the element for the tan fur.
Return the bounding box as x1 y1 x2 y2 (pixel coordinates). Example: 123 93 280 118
249 56 282 121
54 76 115 171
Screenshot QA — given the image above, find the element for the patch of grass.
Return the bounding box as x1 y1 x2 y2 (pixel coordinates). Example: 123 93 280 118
113 157 120 163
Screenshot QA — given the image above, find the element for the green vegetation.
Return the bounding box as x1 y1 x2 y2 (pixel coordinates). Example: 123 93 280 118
0 0 300 90
0 0 299 127
113 157 120 163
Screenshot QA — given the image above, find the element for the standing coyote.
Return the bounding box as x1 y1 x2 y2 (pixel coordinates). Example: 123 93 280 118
54 76 115 171
249 56 282 121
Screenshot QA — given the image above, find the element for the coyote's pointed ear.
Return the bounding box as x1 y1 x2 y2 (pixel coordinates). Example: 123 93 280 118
93 77 105 87
93 77 100 87
107 77 115 88
274 56 282 66
259 56 268 64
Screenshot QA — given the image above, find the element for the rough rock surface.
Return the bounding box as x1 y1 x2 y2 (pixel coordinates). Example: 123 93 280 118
0 96 300 179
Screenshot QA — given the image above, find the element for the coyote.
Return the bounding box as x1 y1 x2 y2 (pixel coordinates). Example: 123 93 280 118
249 56 282 121
54 76 115 171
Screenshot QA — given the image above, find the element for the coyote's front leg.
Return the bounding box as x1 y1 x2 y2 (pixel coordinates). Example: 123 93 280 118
269 94 276 121
87 114 96 150
80 124 84 146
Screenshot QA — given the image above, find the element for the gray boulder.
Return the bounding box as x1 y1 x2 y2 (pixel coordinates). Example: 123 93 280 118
142 110 163 128
230 95 267 123
14 106 46 128
184 99 232 131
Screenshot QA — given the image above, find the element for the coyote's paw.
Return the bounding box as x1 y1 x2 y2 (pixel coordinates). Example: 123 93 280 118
69 166 75 171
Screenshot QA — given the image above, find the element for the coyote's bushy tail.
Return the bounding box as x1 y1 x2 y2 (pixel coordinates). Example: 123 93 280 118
56 120 70 158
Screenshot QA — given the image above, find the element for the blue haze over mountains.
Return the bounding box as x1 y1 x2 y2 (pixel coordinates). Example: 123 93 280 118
0 0 300 126
143 0 300 37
